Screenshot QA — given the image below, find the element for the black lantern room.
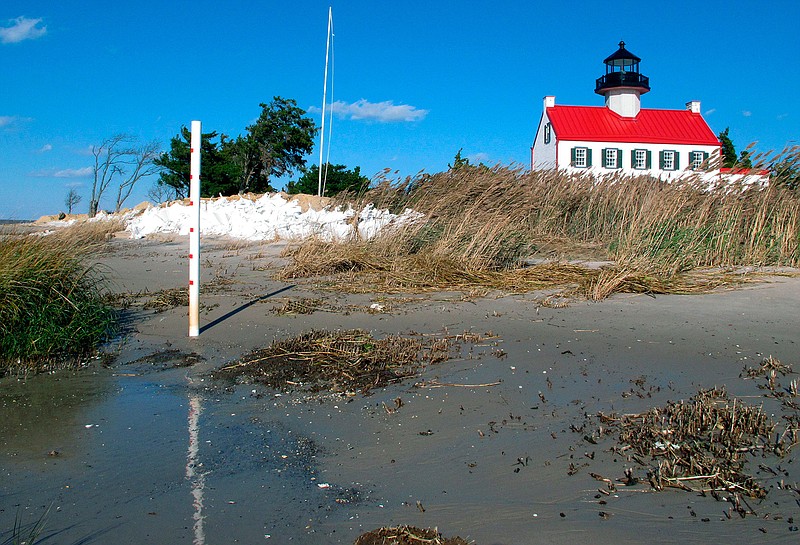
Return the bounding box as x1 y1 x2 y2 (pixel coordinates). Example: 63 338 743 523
595 41 650 95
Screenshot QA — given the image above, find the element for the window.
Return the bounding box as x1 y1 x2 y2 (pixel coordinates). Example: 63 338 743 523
571 146 591 168
602 148 622 169
632 149 650 170
660 150 679 171
544 123 551 144
690 150 709 170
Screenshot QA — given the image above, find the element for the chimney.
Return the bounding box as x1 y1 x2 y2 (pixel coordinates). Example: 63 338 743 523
686 100 701 114
544 95 555 109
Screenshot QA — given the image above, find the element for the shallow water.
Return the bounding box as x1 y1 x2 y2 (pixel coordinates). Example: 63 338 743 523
0 368 357 543
3 274 800 544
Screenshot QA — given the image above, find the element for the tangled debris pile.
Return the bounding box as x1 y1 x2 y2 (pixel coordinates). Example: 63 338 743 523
354 526 470 545
214 329 451 393
601 387 775 497
586 357 799 508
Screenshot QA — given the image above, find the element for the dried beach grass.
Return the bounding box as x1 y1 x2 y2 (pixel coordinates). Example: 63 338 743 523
48 217 127 247
278 160 800 298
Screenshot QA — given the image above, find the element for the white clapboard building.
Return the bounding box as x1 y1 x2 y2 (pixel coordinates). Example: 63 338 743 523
531 42 735 180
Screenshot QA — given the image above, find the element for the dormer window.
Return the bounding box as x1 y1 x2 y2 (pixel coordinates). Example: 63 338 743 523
544 123 551 144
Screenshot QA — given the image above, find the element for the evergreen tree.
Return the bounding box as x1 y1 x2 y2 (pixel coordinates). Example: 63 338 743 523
448 148 471 170
286 163 370 196
153 127 237 198
718 128 737 168
153 97 316 198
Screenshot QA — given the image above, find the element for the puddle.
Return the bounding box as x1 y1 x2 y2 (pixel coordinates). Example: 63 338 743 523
0 369 359 544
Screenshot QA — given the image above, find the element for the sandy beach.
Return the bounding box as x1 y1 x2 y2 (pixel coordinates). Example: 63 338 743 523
2 234 799 544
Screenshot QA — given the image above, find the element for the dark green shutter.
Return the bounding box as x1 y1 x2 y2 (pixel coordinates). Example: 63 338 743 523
570 147 576 166
631 149 636 168
586 148 593 167
601 148 608 168
674 151 680 170
659 151 665 169
646 150 652 169
617 149 623 169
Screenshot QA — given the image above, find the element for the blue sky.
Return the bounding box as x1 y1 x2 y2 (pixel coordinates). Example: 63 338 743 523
2 1 798 219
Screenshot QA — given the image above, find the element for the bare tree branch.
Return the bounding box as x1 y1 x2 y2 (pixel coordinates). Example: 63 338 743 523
89 134 131 217
114 140 161 211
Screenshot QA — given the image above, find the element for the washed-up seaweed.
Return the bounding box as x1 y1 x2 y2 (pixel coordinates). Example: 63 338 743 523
589 357 799 503
215 329 451 393
353 525 470 545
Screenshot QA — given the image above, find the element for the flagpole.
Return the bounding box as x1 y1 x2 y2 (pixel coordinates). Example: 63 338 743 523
317 6 332 197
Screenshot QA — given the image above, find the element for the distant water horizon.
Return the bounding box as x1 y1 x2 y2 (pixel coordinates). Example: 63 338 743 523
0 219 34 225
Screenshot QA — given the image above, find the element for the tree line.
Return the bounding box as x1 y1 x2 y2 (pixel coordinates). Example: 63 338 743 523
77 96 369 216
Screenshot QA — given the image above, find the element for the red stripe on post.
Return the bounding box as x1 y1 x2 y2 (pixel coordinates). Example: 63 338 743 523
190 227 194 232
189 280 194 285
189 253 193 259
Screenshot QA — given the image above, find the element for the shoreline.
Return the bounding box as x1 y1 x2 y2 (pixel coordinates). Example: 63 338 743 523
2 235 799 543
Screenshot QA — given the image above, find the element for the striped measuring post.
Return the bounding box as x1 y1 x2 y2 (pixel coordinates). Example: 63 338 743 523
188 120 201 337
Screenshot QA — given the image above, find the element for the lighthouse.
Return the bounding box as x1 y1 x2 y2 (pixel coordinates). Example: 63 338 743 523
594 41 650 118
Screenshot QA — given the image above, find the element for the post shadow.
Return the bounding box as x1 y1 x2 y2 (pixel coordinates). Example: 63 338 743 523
199 284 295 334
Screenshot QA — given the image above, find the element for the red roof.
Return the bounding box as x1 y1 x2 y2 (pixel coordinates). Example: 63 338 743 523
720 167 770 176
546 105 720 146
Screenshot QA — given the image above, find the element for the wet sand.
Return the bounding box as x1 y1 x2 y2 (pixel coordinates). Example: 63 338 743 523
2 236 799 544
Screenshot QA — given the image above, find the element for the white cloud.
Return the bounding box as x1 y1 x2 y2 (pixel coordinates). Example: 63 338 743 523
742 110 752 117
54 167 93 178
704 108 716 116
29 166 92 178
311 99 428 123
0 115 33 129
39 144 53 153
0 16 47 44
468 152 490 164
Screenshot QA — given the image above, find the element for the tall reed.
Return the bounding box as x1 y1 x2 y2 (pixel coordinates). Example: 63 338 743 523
282 158 800 294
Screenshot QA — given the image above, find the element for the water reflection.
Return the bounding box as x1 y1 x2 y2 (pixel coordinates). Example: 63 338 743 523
186 393 205 545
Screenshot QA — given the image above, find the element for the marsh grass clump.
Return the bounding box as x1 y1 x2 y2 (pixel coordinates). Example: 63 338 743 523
215 329 450 393
280 160 800 297
0 234 116 376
